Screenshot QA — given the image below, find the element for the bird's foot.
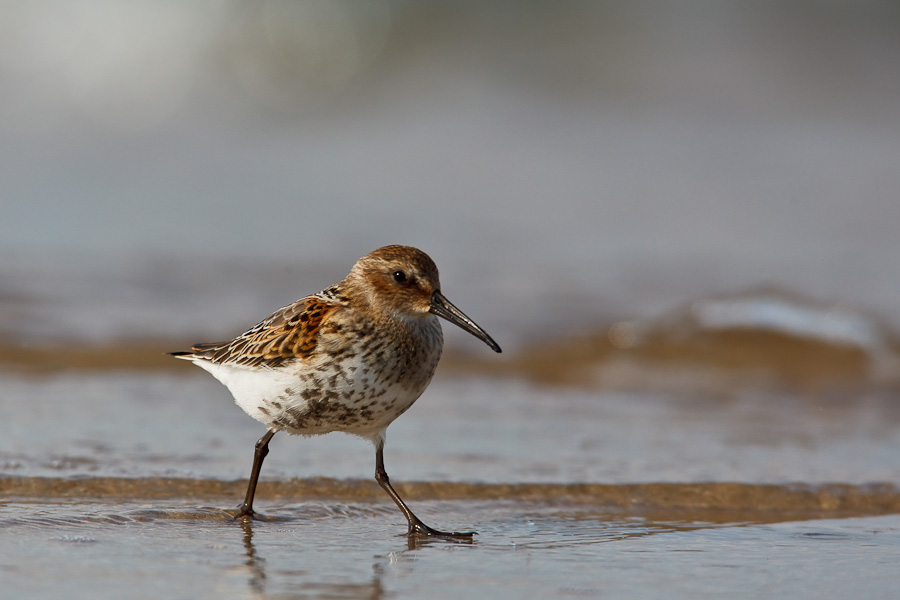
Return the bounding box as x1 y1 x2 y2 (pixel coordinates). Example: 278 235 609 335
226 504 264 521
406 519 476 540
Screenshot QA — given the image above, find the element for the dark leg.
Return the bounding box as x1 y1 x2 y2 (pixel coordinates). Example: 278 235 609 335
374 440 475 538
230 429 276 520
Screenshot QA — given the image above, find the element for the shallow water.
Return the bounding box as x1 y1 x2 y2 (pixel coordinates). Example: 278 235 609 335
2 369 900 598
1 499 897 600
3 372 900 485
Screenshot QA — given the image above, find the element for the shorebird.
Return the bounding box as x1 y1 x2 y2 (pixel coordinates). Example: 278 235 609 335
171 245 501 538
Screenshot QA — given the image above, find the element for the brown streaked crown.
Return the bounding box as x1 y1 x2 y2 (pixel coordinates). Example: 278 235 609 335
345 245 442 318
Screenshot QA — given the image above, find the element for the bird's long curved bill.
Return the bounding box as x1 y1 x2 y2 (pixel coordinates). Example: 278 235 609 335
430 291 502 353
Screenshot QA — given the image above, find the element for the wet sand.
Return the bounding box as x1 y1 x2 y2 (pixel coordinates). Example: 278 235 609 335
4 476 900 524
3 334 899 598
2 498 898 599
4 310 900 600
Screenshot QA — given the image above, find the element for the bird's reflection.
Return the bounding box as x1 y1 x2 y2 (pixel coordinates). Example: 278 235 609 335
240 519 267 595
239 517 422 600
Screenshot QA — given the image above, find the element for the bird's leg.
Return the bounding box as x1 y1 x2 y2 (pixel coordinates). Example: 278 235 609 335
230 429 276 520
374 440 475 539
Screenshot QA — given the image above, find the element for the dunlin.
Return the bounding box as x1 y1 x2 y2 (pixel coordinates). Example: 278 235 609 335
171 245 501 538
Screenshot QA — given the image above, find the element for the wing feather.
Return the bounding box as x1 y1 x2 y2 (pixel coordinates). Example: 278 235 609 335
176 296 339 368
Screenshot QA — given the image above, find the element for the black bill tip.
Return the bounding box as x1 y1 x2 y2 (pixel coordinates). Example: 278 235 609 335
430 291 501 353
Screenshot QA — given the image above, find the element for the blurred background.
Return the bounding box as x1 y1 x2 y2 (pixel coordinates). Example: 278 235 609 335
2 0 899 352
3 5 900 595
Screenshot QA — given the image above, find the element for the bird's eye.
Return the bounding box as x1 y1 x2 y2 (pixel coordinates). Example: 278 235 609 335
392 270 407 283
